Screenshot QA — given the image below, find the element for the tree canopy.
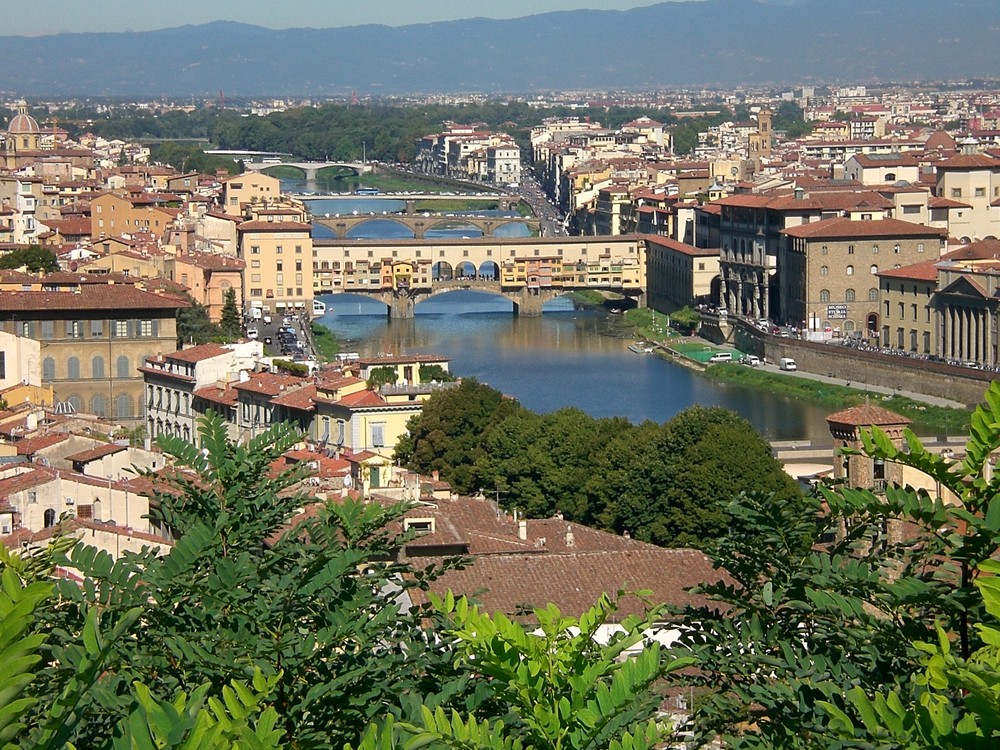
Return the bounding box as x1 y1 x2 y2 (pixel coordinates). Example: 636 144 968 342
398 386 800 548
0 244 59 273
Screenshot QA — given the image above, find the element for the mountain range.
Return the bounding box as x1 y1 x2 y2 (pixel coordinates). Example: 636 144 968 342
2 0 1000 97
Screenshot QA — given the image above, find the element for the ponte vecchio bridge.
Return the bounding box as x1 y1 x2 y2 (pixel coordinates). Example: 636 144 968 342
313 236 646 318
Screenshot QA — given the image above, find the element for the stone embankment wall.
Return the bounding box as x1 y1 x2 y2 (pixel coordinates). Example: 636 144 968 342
753 335 992 407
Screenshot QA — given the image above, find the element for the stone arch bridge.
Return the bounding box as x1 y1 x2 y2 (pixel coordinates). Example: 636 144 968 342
245 160 374 180
313 212 539 240
313 236 647 319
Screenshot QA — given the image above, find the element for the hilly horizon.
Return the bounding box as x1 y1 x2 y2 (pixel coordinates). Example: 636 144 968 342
2 0 1000 97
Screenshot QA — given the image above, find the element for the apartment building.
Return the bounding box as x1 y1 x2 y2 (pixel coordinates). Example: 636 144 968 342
237 208 314 315
0 285 186 421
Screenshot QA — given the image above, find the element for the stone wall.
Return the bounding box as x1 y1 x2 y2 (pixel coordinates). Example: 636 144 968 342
759 335 992 407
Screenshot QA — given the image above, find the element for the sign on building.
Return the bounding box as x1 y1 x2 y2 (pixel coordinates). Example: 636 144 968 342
827 304 848 319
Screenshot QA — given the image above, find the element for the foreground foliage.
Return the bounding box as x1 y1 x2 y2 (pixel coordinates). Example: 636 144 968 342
674 380 1000 748
12 412 462 748
351 592 692 750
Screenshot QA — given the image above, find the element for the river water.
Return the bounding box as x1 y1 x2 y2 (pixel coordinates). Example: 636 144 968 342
315 290 838 444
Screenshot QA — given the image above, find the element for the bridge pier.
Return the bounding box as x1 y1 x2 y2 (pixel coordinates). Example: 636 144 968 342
388 289 417 319
511 288 544 317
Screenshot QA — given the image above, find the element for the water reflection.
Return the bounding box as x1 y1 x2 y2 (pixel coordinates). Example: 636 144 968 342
317 291 836 443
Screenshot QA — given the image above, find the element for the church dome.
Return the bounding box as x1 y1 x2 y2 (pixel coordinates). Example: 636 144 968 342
8 101 39 135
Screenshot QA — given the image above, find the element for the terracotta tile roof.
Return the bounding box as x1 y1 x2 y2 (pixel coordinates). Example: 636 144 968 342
936 154 1000 170
234 372 307 397
335 389 386 407
165 343 231 364
781 217 946 240
642 235 719 257
175 252 245 271
15 433 69 456
193 382 237 406
64 443 127 464
929 196 972 209
409 548 723 620
0 285 188 312
270 384 317 411
942 238 1000 261
826 404 911 427
876 259 939 282
237 221 312 232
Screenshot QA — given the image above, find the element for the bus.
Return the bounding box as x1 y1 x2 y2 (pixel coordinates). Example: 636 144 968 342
354 187 379 195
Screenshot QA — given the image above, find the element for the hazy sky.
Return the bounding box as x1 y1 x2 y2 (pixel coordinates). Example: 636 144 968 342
12 1 679 36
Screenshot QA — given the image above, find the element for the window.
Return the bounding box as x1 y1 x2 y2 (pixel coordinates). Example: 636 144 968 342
39 320 54 339
918 243 925 253
17 321 33 337
114 320 128 337
295 260 302 271
42 357 55 380
819 289 830 303
276 246 283 254
976 187 986 197
250 245 260 254
251 274 261 283
66 320 81 338
821 245 828 255
902 204 921 215
250 288 262 297
90 320 103 337
276 261 283 271
845 288 856 302
371 422 385 447
848 245 855 254
92 356 105 379
295 245 302 254
251 260 260 268
139 320 155 337
869 288 878 302
820 265 828 276
91 395 107 418
872 245 879 254
846 265 854 276
117 355 130 378
44 509 56 528
952 188 963 198
67 357 80 379
871 264 879 275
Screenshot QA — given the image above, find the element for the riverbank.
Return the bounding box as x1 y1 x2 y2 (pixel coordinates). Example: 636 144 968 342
705 363 971 436
310 321 340 362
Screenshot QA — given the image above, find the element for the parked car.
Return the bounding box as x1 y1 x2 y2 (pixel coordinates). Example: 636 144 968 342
246 327 259 340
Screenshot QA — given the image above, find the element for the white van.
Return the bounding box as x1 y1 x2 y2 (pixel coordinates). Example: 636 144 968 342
709 352 733 363
779 357 797 371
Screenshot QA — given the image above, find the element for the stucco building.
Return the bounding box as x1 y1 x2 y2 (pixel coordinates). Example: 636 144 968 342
0 285 186 421
778 217 946 338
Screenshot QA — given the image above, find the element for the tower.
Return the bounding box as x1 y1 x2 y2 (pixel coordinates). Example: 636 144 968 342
5 100 41 169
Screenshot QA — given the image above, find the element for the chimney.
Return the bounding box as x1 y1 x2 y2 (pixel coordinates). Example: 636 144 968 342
518 520 527 541
431 469 439 481
794 186 805 201
565 526 574 547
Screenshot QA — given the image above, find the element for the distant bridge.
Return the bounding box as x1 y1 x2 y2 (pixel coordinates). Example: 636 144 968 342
243 160 375 179
312 210 537 239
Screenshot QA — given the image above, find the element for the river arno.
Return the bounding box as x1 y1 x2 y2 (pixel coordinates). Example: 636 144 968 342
316 290 839 445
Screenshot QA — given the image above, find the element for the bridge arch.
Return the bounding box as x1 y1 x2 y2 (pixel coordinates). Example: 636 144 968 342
345 217 417 239
315 164 363 179
260 164 307 179
454 261 478 279
432 261 454 281
423 219 485 237
478 260 500 280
